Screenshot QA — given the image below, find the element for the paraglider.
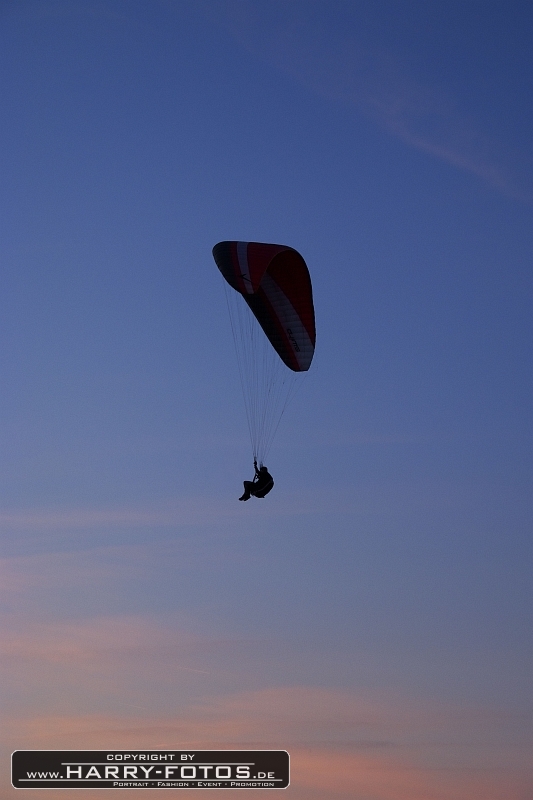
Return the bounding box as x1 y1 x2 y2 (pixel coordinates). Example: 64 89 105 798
212 241 315 499
239 460 274 501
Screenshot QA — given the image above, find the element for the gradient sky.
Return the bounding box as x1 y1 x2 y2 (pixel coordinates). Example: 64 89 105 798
1 2 531 798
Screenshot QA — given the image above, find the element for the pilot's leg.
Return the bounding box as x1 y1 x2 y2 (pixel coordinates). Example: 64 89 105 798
239 481 254 501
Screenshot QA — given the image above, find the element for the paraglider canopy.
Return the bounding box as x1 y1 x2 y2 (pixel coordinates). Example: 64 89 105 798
213 240 315 466
213 241 315 371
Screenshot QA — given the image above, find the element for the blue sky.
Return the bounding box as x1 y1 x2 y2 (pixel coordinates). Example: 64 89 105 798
1 2 531 798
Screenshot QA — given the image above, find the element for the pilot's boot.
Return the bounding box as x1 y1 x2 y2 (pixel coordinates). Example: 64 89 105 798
239 482 252 501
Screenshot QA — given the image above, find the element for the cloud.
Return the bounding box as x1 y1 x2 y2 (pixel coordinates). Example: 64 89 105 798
0 488 332 534
199 0 531 203
1 614 221 725
2 612 530 797
1 547 137 593
2 615 184 664
0 502 232 531
0 471 498 545
3 687 531 800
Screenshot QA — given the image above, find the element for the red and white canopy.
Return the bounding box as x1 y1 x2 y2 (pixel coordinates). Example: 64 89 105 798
212 241 315 372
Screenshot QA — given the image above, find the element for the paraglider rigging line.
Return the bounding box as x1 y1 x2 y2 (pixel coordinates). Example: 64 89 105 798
223 280 304 465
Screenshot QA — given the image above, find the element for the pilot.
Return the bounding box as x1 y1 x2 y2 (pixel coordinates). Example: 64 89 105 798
239 461 274 501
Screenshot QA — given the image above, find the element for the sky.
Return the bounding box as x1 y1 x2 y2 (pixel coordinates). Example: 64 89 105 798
0 1 531 798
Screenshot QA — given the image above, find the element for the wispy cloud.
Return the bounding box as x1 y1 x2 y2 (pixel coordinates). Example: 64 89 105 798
3 685 530 799
0 473 508 548
1 614 221 726
199 0 531 203
0 490 327 533
0 502 230 531
2 611 530 797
